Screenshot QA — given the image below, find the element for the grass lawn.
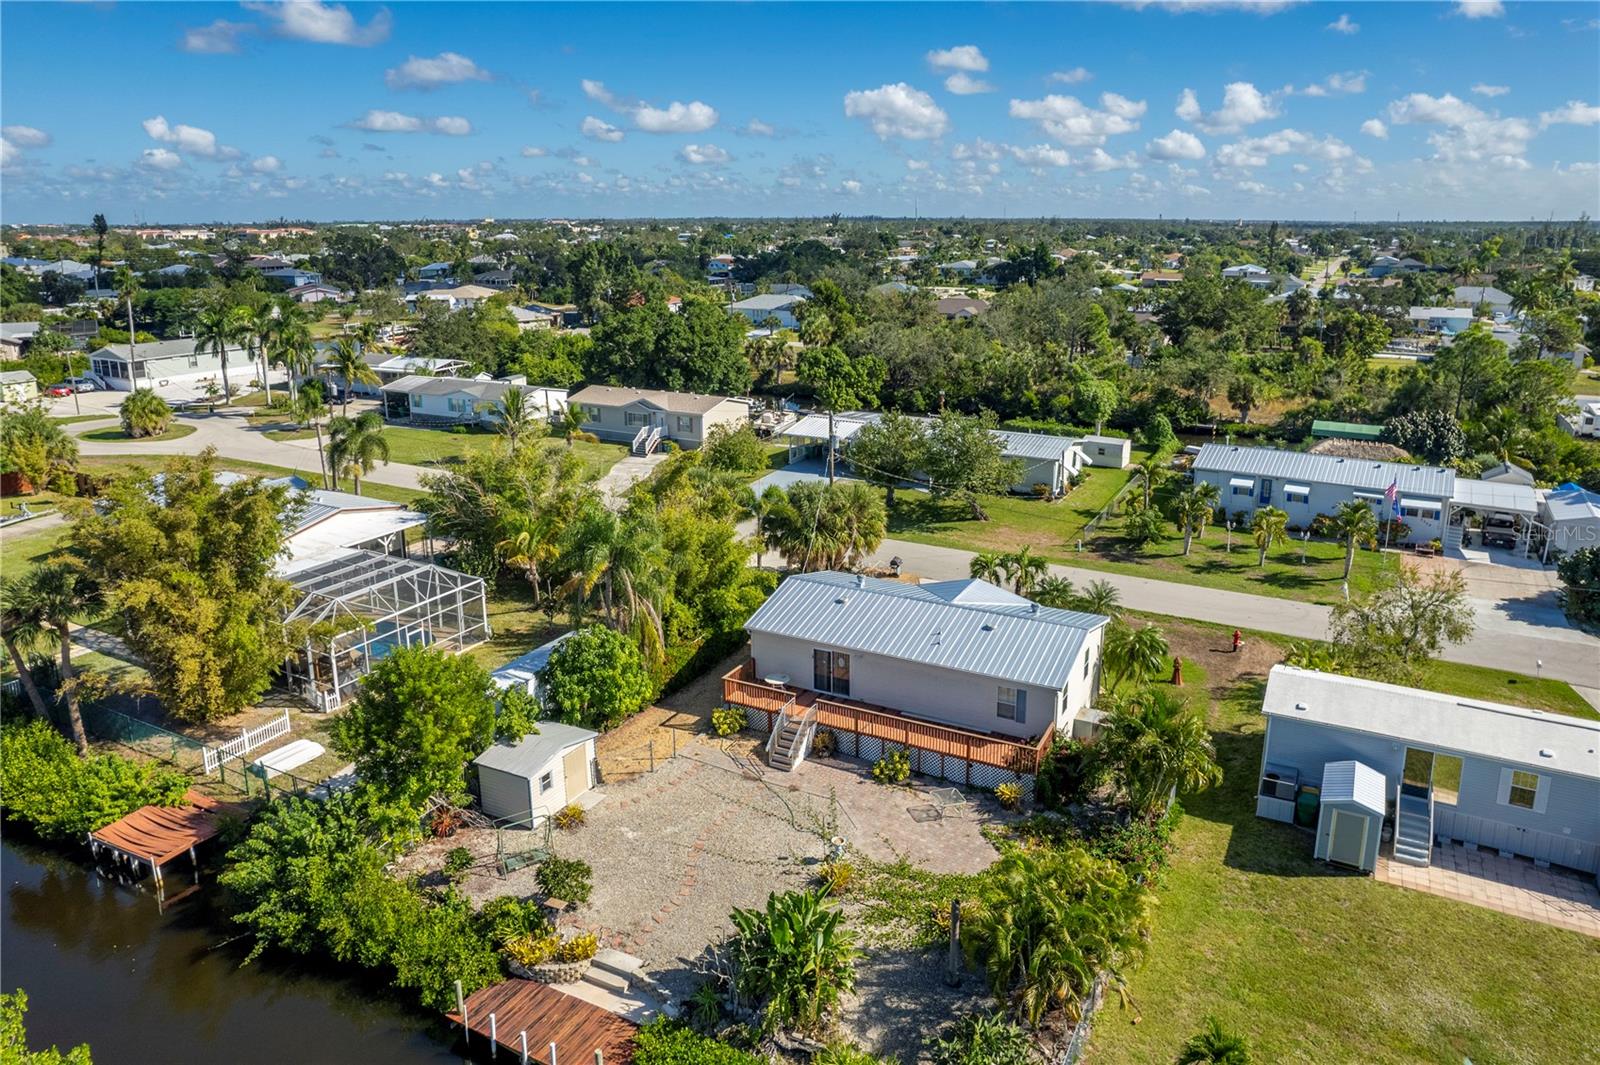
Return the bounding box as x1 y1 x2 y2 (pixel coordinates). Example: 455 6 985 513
50 414 114 425
75 454 426 505
80 423 198 443
464 579 566 672
1416 659 1597 720
1089 676 1600 1065
0 518 73 574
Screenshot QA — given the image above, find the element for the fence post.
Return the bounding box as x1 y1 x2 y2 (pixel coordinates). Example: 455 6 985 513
520 1031 528 1065
455 980 467 1045
648 740 654 773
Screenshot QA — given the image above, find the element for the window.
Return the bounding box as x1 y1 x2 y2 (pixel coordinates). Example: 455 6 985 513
812 649 850 696
538 772 554 794
1231 485 1253 497
625 411 649 427
1507 770 1538 810
583 404 601 419
676 415 693 432
1285 490 1309 504
996 685 1025 723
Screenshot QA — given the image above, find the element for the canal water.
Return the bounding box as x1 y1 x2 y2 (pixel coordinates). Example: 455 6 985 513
1 837 464 1063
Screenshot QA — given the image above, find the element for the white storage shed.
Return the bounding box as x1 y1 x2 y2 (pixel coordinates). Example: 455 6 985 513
473 722 598 825
1313 760 1386 873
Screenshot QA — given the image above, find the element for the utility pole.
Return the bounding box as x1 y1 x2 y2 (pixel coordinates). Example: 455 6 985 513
826 408 836 485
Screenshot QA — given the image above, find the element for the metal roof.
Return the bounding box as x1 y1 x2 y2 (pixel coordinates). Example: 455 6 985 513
781 412 1075 463
567 384 747 416
1319 760 1386 816
1193 443 1454 497
473 721 597 779
744 571 1109 690
490 632 577 691
1450 477 1537 515
1263 666 1600 782
1541 487 1600 524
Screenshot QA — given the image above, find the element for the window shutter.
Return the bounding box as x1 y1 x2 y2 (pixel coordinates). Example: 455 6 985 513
1014 689 1026 725
1495 768 1513 807
1533 775 1549 815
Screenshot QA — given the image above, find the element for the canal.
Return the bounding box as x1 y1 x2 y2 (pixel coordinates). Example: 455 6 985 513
1 837 464 1063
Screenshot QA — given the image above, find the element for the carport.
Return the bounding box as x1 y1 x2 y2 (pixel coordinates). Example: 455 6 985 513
1446 477 1538 557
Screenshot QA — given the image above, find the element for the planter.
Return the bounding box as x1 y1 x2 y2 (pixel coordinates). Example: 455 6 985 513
510 959 591 984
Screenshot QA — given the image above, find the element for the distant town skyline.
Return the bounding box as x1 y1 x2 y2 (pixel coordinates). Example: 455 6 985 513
2 1 1597 223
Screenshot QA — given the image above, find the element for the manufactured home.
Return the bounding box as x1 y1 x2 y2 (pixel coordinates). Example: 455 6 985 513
567 385 750 454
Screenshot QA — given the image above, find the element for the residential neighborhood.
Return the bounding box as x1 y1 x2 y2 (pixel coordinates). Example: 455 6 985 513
2 3 1599 1065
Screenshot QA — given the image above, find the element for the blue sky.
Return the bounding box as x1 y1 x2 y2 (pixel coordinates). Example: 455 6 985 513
2 1 1597 222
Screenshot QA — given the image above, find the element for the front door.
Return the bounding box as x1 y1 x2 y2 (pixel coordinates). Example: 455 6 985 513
1259 478 1273 504
812 649 850 696
1328 809 1368 868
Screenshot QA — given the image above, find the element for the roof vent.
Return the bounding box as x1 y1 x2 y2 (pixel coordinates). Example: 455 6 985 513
834 596 848 606
1293 702 1308 713
855 573 866 589
1539 748 1555 759
981 623 995 632
1030 602 1039 615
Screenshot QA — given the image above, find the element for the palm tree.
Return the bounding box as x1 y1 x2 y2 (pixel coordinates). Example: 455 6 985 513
120 388 173 438
1178 1016 1253 1064
1330 499 1378 580
1095 685 1222 817
1250 506 1289 567
1137 457 1170 510
91 213 109 290
483 386 542 452
1080 578 1121 617
969 551 1005 584
751 484 788 570
998 547 1048 596
325 337 379 416
556 403 587 447
8 561 98 754
242 301 279 404
191 297 244 405
560 503 670 666
0 576 53 720
326 411 390 496
1033 575 1076 609
1170 484 1217 557
1102 620 1169 690
112 265 142 390
829 481 887 570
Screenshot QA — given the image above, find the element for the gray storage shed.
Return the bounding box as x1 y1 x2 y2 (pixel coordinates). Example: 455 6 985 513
473 722 598 825
1313 759 1386 873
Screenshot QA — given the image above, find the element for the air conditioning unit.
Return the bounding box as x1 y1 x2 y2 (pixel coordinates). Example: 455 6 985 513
1260 762 1299 802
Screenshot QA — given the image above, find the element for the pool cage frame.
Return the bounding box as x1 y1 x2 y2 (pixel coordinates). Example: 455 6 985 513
282 549 491 711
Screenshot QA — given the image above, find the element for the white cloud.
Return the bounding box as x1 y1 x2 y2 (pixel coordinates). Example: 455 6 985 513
2 126 50 149
906 158 930 170
744 119 775 136
431 116 472 136
840 179 864 195
142 115 227 157
1147 128 1207 159
945 72 995 95
1386 92 1533 167
844 83 950 140
679 143 731 165
1454 0 1504 18
1539 100 1600 127
1472 84 1510 97
582 80 718 133
1121 0 1304 12
241 1 391 45
925 45 988 72
1009 92 1147 145
1174 81 1279 133
385 52 490 90
521 146 548 157
0 140 17 169
1081 147 1139 171
581 116 624 142
181 19 251 53
249 155 282 173
350 109 423 133
138 148 183 171
1360 118 1388 139
1216 128 1352 168
1007 143 1072 167
1326 13 1358 33
1297 71 1367 97
951 138 1002 160
1050 67 1093 84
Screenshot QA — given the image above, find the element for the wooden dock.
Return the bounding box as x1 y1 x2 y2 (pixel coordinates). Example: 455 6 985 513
447 979 637 1064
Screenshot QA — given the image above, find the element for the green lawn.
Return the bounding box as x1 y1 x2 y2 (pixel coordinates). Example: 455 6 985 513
1416 659 1597 720
80 423 198 443
50 414 114 425
463 579 565 672
0 518 73 574
1089 679 1600 1065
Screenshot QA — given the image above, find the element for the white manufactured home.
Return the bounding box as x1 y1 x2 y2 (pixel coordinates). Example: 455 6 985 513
88 338 253 395
568 384 750 454
1257 666 1600 877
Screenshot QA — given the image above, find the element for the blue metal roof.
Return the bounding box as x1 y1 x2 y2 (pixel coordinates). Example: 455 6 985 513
744 572 1108 690
1194 443 1454 497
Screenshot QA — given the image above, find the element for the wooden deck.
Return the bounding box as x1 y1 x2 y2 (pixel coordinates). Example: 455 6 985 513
447 979 636 1064
723 661 1051 774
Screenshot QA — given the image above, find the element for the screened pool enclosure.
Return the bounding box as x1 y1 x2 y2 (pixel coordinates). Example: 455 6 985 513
283 550 491 711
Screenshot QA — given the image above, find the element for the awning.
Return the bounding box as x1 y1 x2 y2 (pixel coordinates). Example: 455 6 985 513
1283 484 1312 495
1352 491 1383 500
1228 477 1256 489
1399 497 1442 511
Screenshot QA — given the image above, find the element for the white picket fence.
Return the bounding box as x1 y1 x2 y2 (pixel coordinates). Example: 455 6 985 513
202 711 292 774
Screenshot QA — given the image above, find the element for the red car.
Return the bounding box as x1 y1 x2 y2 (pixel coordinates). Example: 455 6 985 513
47 384 76 397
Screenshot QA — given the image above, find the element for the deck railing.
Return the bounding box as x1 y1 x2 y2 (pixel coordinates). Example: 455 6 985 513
724 661 1051 774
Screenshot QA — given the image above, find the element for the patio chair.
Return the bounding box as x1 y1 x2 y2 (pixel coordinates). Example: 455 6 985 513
926 786 971 820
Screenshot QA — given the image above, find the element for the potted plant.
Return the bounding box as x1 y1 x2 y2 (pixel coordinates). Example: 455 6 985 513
504 931 599 983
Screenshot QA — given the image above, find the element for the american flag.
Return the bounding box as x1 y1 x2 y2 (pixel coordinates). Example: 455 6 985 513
1384 479 1399 517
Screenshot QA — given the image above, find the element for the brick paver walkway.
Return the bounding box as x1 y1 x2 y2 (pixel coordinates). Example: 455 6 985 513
1376 843 1600 938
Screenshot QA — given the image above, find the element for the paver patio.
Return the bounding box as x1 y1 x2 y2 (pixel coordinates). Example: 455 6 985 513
1375 842 1600 938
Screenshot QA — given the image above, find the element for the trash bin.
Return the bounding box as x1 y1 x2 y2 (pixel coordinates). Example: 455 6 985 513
1295 786 1321 828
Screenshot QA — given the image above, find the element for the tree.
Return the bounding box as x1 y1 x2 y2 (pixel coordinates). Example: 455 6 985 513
921 412 1021 520
585 297 751 394
1179 1017 1254 1065
326 411 390 496
330 647 496 811
998 546 1047 596
0 407 78 494
482 386 543 453
1081 578 1121 616
112 265 143 389
1250 505 1289 567
555 403 587 447
5 560 100 754
68 452 296 723
1430 325 1510 421
1329 566 1475 681
1094 685 1221 817
0 578 53 720
245 301 278 404
1072 378 1119 435
1330 499 1378 580
91 213 109 290
325 337 379 415
1382 409 1467 464
292 380 332 488
1142 412 1177 452
1170 483 1218 556
1033 575 1076 609
1 988 93 1065
728 889 858 1035
536 626 654 731
795 344 885 412
1123 504 1168 551
119 388 172 439
844 411 927 507
191 296 244 404
560 502 670 664
1102 620 1169 691
700 423 767 473
969 551 1004 584
1556 546 1600 629
962 846 1150 1026
762 480 886 572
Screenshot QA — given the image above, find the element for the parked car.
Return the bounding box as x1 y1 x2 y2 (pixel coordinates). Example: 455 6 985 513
61 377 98 392
47 383 76 397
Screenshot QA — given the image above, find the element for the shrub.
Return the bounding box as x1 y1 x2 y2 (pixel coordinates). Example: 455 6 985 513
926 1011 1033 1065
1557 546 1600 627
0 719 189 841
120 387 174 438
1033 736 1098 811
994 782 1023 811
554 931 598 963
871 749 910 785
443 846 473 882
502 932 560 967
814 1045 891 1065
1178 1015 1254 1064
633 1017 763 1065
711 705 746 737
819 860 855 896
537 626 654 731
700 423 767 472
536 855 593 904
1088 803 1183 884
811 728 836 757
552 803 585 831
572 431 600 444
728 889 858 1034
481 896 551 945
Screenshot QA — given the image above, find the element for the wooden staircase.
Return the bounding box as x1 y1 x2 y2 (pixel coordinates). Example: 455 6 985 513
766 697 818 772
